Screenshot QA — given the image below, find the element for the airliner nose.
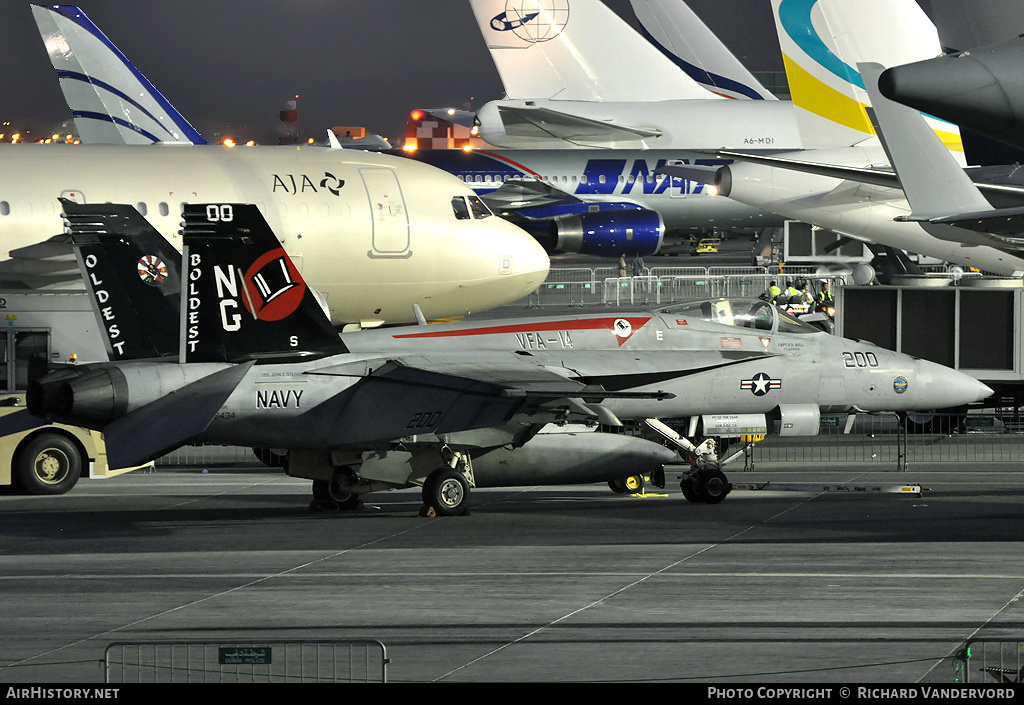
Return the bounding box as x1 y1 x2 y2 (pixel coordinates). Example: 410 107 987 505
913 359 993 408
432 215 549 317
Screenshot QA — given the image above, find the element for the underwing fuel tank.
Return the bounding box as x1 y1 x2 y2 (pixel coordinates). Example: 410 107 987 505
471 427 677 487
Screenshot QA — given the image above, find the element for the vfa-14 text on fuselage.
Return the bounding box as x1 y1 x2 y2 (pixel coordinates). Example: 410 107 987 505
0 143 549 326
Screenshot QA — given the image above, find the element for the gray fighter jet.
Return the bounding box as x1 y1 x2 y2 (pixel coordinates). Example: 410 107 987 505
26 201 992 514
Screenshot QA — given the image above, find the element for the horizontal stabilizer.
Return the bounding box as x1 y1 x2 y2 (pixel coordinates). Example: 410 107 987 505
916 207 1024 236
497 105 663 144
100 362 252 468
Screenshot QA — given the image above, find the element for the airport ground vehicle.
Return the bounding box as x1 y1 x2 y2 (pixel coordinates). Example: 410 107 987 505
0 292 139 494
696 238 721 254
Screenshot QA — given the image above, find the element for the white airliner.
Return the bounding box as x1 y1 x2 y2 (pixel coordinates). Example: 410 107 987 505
0 143 550 326
660 0 1024 276
467 0 808 150
4 6 550 327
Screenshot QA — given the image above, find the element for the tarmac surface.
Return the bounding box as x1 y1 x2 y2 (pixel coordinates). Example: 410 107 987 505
2 458 1023 685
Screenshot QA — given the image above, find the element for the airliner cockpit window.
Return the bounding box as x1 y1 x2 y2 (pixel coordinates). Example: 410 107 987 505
467 195 492 219
451 196 470 220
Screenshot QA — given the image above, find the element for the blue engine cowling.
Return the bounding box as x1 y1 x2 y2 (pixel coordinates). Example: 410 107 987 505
550 209 664 256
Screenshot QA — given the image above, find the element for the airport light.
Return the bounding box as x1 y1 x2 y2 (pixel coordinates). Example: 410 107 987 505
409 109 424 122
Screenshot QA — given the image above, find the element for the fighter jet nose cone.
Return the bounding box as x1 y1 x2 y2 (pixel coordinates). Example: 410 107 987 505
916 360 993 407
976 381 995 404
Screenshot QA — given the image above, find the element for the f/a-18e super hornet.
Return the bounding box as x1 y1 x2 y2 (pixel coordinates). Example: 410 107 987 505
26 200 677 512
27 201 992 513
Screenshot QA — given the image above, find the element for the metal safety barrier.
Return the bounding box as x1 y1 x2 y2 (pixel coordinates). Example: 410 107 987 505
739 412 1024 471
950 639 1024 683
105 640 389 683
155 444 263 467
501 266 847 310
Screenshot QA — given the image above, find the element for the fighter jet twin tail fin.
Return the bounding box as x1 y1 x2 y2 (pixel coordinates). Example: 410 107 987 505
61 199 346 363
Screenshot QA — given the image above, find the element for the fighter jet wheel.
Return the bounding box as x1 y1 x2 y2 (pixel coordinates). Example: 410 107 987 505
696 468 731 505
608 475 645 494
680 475 701 503
424 468 470 516
15 433 82 496
623 474 645 494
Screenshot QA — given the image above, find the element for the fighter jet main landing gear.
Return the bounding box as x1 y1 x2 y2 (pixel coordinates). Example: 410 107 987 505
680 467 730 504
644 418 732 505
421 447 474 517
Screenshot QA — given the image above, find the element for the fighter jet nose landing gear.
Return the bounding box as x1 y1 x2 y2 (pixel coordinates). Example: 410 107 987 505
644 418 733 505
682 466 731 504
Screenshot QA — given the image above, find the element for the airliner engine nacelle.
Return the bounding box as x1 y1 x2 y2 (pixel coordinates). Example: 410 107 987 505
551 210 665 256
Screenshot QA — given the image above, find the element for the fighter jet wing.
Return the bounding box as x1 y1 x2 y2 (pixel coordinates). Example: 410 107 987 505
496 105 663 145
304 355 675 445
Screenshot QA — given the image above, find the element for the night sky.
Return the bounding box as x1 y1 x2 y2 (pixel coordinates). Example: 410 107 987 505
1 1 1021 146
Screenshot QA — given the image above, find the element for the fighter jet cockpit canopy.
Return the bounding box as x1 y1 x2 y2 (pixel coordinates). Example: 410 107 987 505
657 297 821 334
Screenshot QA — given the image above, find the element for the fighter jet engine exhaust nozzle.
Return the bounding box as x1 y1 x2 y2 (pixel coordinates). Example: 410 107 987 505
551 210 664 256
28 367 130 427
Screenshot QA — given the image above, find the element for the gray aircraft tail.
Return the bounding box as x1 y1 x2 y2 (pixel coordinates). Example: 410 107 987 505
179 204 346 363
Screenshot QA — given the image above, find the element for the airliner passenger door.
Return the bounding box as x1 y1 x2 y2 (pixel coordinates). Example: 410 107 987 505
361 168 411 258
